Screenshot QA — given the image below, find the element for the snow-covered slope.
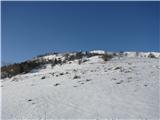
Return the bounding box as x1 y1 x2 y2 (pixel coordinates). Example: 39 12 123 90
1 52 160 119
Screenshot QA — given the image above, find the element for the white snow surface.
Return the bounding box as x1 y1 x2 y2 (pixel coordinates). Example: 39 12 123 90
1 53 160 119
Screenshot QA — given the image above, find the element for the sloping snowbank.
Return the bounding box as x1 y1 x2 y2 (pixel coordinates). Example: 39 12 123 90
1 55 160 119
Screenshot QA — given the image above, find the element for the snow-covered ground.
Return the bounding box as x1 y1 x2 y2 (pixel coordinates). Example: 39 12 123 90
1 54 160 119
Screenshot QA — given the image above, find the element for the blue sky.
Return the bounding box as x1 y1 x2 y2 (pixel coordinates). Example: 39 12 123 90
1 1 159 63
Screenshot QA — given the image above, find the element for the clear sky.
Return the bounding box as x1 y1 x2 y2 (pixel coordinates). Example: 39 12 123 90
1 1 159 63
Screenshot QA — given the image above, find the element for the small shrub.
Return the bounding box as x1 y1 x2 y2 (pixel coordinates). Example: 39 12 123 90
114 66 122 70
124 53 128 56
73 69 77 72
41 76 45 79
54 83 60 86
51 60 55 68
86 79 91 82
116 80 123 84
66 72 69 74
101 53 113 61
59 73 64 75
148 53 156 58
113 53 117 56
73 75 81 79
112 78 117 80
85 51 92 58
28 99 32 102
75 51 83 59
78 59 82 65
144 84 148 87
119 51 124 57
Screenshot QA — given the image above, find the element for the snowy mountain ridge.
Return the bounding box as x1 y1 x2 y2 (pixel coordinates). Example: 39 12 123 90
35 50 160 61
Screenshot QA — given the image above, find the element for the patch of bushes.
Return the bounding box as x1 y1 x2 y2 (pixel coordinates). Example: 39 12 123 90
1 60 42 79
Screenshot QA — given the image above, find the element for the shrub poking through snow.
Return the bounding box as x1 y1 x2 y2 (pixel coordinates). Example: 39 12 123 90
50 73 54 76
41 76 46 79
73 69 77 72
148 53 156 58
86 79 91 82
101 53 113 61
66 72 69 74
59 73 64 75
78 59 82 65
114 66 122 70
54 83 60 86
144 84 148 87
112 78 117 80
73 75 81 79
116 80 123 84
27 99 32 102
